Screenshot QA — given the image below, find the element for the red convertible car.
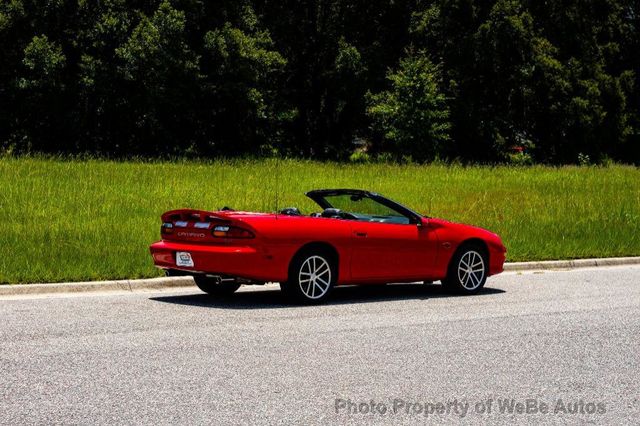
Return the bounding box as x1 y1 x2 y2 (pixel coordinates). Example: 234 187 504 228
150 189 506 303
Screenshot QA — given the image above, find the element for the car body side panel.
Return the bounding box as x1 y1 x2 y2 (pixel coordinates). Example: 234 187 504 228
244 215 354 283
348 221 440 282
428 218 507 277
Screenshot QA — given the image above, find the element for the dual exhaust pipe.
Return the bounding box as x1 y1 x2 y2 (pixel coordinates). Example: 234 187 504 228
203 274 258 285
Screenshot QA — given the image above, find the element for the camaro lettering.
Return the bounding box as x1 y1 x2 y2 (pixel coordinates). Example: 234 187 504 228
177 232 206 238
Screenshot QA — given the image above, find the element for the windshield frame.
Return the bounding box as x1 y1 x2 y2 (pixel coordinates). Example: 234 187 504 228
305 189 424 224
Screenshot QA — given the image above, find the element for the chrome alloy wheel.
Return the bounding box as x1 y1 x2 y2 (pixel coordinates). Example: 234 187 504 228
457 250 486 290
298 255 332 299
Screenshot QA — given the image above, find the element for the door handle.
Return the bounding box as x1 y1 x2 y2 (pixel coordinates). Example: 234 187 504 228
354 232 367 237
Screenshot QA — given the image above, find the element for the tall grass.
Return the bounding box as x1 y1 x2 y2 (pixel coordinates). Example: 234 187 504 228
1 157 638 283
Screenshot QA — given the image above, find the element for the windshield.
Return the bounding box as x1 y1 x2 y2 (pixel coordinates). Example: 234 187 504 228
322 194 411 224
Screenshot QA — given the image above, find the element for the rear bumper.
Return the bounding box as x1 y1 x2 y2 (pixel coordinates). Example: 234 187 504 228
149 240 283 282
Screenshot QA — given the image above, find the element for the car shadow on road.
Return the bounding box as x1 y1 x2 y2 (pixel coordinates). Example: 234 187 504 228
150 283 506 310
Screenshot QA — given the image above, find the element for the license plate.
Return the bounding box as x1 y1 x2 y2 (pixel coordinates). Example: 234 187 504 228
176 252 194 267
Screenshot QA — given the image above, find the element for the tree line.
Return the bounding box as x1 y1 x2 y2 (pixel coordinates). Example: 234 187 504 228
1 0 638 164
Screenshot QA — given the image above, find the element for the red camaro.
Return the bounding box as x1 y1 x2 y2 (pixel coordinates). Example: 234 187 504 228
150 189 506 303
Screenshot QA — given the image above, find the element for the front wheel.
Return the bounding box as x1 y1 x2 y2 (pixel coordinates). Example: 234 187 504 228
442 245 488 294
281 252 336 304
193 275 241 296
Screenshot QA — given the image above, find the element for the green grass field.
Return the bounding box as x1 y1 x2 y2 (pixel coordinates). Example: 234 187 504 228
1 157 639 284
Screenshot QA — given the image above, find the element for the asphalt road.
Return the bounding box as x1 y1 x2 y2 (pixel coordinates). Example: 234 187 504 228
1 266 639 425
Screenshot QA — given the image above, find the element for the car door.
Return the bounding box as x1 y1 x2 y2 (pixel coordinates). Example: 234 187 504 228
349 220 439 281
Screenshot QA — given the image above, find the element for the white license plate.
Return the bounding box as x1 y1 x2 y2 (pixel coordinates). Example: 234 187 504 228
176 252 194 267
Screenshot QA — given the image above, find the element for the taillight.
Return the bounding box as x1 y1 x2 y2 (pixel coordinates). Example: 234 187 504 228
161 222 173 234
212 225 254 239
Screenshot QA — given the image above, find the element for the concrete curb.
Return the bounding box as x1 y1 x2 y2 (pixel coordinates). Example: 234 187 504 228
503 256 640 272
0 276 195 297
1 256 639 297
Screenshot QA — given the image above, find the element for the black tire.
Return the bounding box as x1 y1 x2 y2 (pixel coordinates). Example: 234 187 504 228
193 275 241 296
280 250 336 304
441 243 488 294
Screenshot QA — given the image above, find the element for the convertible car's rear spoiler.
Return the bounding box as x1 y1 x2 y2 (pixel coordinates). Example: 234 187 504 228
161 209 232 224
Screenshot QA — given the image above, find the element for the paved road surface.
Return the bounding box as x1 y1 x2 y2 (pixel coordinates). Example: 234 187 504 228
1 266 639 424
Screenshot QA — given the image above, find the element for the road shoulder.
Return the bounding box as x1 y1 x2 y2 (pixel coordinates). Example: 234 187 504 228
1 256 639 297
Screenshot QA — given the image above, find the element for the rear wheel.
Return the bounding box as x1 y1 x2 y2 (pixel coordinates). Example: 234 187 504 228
193 275 241 296
281 251 336 304
442 244 488 294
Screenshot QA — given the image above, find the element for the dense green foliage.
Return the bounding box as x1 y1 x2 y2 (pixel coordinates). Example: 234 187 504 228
1 157 639 283
367 54 450 162
1 0 639 163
